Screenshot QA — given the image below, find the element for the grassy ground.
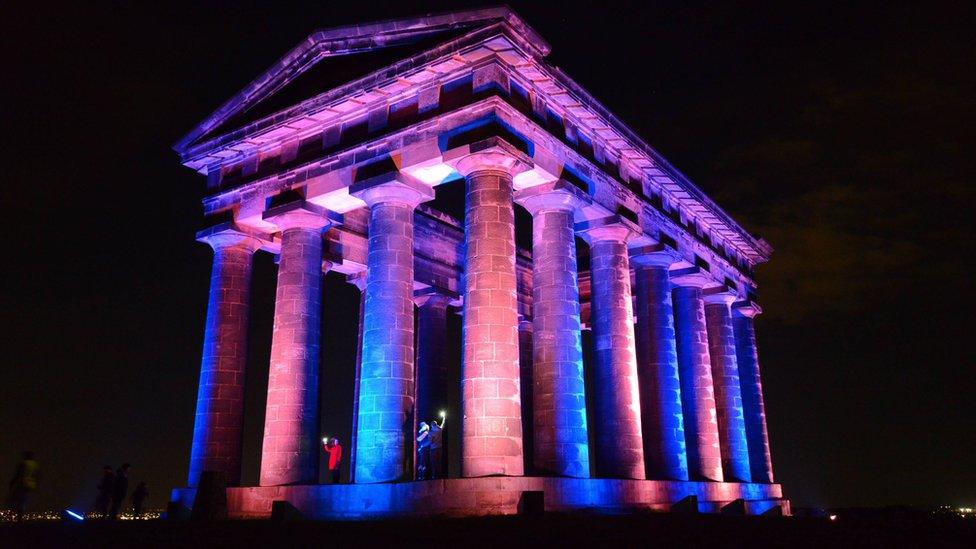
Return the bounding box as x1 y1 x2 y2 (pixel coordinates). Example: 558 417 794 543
2 512 974 548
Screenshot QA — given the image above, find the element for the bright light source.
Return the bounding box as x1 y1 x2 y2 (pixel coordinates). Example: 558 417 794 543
828 514 837 521
439 410 446 417
65 509 84 521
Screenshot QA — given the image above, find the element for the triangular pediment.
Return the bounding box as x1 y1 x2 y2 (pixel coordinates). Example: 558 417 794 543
174 7 548 154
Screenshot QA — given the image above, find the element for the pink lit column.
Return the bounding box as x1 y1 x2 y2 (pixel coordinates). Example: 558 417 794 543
704 291 751 482
456 151 526 477
672 274 723 482
259 204 333 486
188 227 260 487
733 302 775 483
518 185 590 478
579 219 645 479
352 177 432 483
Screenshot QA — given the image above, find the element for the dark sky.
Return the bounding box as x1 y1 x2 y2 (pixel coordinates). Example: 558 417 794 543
2 1 973 511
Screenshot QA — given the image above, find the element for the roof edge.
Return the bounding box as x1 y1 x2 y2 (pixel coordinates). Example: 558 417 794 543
173 6 547 154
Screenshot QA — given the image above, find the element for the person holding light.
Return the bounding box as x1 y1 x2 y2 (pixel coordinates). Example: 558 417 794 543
429 411 446 479
321 436 343 484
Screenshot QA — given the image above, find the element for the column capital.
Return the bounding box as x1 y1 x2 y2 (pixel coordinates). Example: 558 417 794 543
350 173 434 208
262 199 341 232
444 137 532 177
346 273 367 293
630 243 682 268
702 288 738 307
413 287 458 308
575 215 641 245
670 267 721 289
733 301 763 318
514 179 590 216
196 223 265 252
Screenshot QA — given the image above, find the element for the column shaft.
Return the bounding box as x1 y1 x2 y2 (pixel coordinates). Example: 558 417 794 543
349 281 366 483
672 286 723 481
705 299 751 482
734 310 774 483
188 241 255 487
415 296 450 429
461 169 524 477
531 208 589 477
589 238 644 479
634 265 689 481
355 201 418 483
260 227 324 486
518 321 534 474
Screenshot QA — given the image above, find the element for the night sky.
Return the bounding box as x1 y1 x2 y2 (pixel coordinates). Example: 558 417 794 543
2 1 973 511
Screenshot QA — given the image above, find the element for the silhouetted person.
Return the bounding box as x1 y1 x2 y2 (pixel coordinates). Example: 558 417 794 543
109 463 130 519
416 422 431 480
7 451 39 522
131 482 149 517
91 465 114 517
429 418 445 479
321 437 343 484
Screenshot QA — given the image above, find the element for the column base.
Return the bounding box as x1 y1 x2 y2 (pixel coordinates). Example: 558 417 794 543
171 478 789 519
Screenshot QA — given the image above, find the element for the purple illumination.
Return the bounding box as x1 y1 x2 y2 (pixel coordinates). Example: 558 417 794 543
174 7 786 518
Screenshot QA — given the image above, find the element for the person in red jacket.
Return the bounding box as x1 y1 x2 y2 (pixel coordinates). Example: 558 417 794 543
321 437 343 484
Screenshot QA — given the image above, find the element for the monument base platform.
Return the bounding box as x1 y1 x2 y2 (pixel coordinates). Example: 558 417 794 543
171 477 789 519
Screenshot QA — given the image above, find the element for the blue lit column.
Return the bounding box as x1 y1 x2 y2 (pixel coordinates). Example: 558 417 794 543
733 302 775 483
704 291 751 483
188 226 261 487
352 176 433 483
518 183 590 478
632 247 689 481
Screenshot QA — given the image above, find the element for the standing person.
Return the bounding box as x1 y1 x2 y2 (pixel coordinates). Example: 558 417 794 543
7 451 39 522
429 415 445 480
91 465 114 518
131 482 149 517
416 422 430 480
109 463 130 519
321 437 343 484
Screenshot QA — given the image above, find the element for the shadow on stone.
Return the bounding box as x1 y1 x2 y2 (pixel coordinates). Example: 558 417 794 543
671 495 698 514
191 471 228 521
165 501 191 521
762 503 784 516
519 491 545 516
271 500 305 522
721 499 746 516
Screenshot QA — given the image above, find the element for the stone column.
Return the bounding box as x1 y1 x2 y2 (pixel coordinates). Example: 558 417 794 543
415 291 451 430
632 247 689 481
455 149 527 477
518 184 590 478
259 202 334 486
671 273 723 482
579 218 645 479
347 274 367 483
733 302 774 483
188 226 261 487
352 177 433 483
517 318 534 474
704 291 751 483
